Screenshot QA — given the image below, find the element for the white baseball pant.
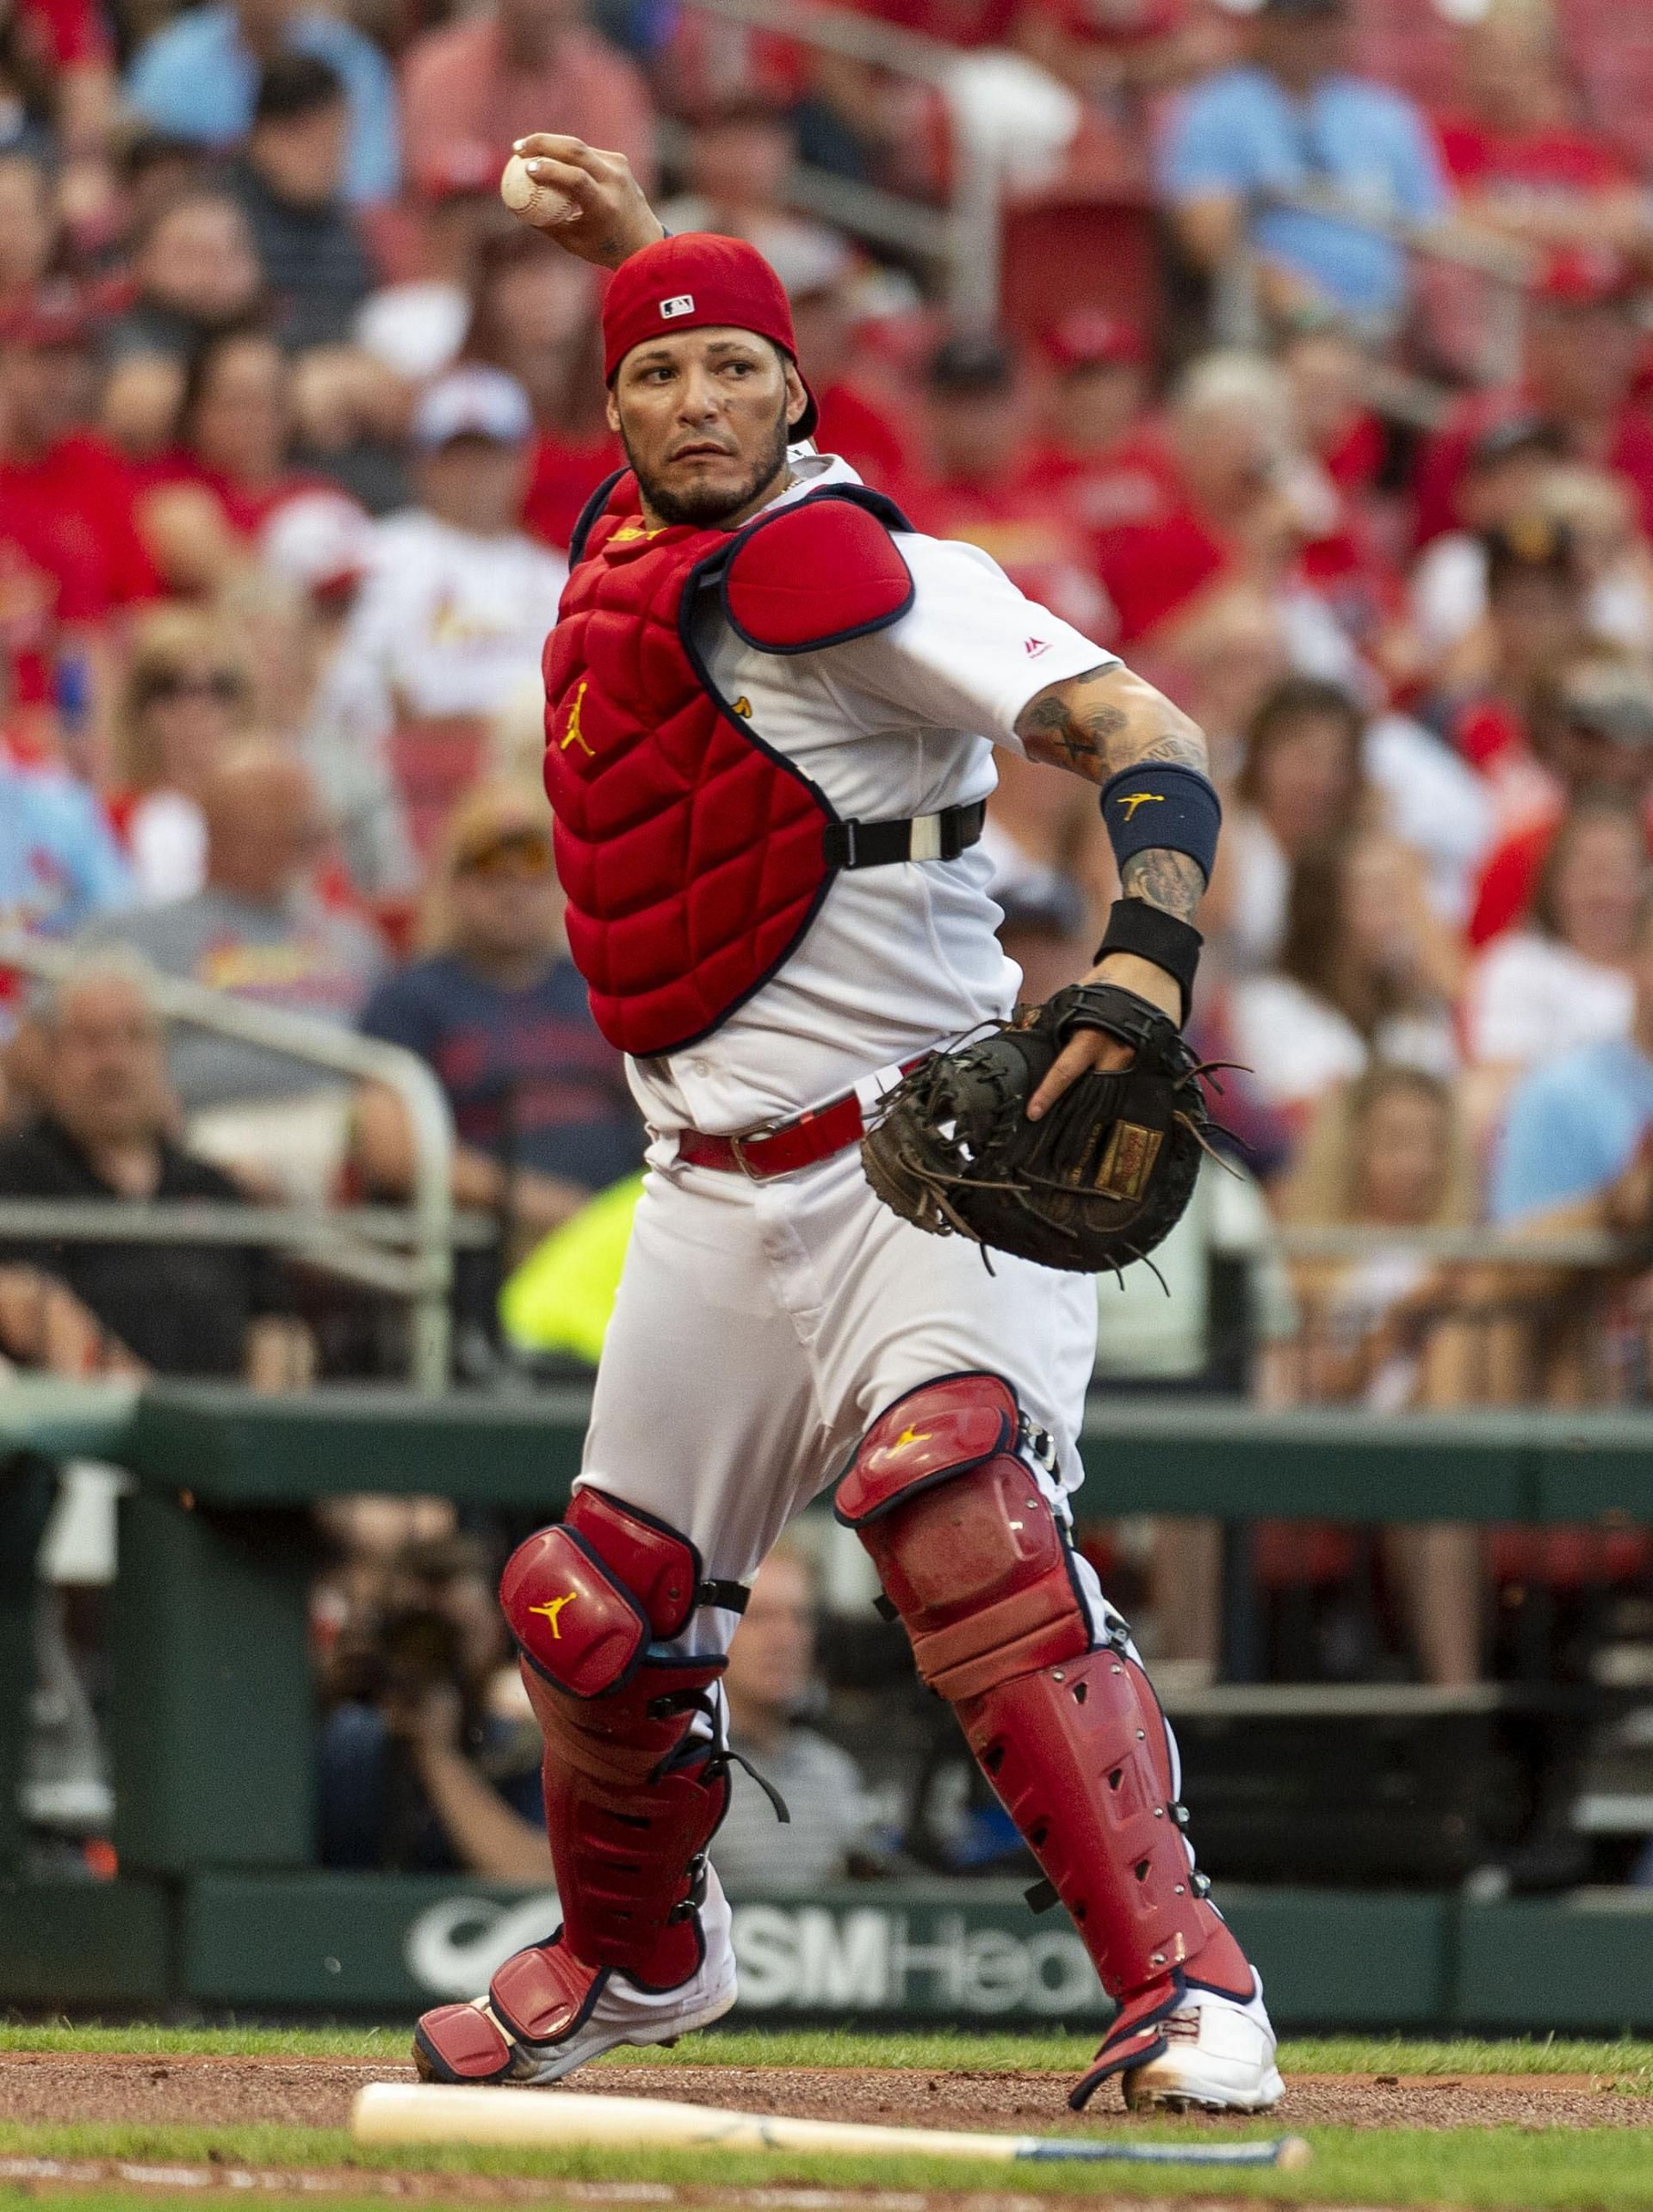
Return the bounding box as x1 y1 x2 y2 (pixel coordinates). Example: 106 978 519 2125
576 1143 1111 1657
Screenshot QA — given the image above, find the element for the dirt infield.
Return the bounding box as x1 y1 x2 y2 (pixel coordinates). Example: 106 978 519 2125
3 2051 1650 2136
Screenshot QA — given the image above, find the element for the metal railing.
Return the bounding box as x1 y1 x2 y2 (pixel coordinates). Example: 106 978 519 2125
673 0 1006 321
0 934 464 1392
1266 1218 1652 1411
1277 1224 1627 1267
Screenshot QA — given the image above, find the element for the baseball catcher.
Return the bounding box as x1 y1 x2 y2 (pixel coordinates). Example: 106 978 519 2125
412 134 1281 2118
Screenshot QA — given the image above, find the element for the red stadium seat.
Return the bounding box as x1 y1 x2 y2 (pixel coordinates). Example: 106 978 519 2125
998 190 1162 361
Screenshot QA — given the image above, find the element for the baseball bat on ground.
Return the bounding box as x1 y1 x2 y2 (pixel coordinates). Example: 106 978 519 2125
352 2083 1311 2171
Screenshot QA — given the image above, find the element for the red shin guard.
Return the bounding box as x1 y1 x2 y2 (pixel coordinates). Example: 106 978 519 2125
497 1486 734 1994
836 1374 1252 2074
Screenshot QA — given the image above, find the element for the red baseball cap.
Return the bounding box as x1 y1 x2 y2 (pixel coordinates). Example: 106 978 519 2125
1043 307 1146 374
601 232 818 439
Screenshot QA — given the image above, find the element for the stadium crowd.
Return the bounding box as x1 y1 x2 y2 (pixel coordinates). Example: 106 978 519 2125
9 0 1653 1766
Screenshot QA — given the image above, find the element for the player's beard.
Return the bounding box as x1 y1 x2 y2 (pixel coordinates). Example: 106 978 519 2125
623 398 793 529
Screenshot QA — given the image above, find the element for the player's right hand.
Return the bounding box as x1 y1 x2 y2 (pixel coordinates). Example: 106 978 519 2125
509 134 666 270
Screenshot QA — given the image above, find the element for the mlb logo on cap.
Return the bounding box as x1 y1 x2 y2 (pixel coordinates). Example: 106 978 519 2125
660 294 695 319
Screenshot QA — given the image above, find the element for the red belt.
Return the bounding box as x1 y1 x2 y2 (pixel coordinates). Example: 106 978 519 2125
674 1058 925 1181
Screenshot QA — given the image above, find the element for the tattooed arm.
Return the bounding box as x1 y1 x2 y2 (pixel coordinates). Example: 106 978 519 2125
1012 661 1212 1114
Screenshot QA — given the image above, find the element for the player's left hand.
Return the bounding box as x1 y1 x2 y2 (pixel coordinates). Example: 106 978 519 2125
1026 951 1180 1120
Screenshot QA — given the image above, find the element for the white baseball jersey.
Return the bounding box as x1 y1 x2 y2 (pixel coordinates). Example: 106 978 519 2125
577 452 1115 1658
626 454 1111 1142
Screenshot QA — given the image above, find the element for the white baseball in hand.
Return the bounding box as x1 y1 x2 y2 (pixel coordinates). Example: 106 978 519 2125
500 154 577 228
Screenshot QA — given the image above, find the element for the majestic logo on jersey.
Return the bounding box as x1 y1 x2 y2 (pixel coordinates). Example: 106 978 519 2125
526 1591 578 1639
560 679 592 755
1117 791 1165 821
1023 636 1051 658
659 293 695 319
730 695 752 718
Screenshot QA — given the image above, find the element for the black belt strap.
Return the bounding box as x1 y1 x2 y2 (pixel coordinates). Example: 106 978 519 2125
823 798 986 871
698 1578 749 1615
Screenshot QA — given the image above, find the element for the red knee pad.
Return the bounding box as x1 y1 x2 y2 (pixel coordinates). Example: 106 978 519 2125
501 1487 703 1696
834 1374 1088 1696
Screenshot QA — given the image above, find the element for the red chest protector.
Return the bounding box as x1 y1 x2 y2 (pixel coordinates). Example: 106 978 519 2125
543 469 926 1058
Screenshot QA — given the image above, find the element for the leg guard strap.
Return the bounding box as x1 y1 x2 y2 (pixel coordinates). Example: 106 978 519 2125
839 1374 1251 2010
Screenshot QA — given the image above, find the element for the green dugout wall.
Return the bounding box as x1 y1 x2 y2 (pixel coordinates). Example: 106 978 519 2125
3 1379 1653 2030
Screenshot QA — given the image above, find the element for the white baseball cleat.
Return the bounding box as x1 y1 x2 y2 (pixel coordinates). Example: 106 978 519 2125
1121 1981 1285 2114
415 1889 737 2087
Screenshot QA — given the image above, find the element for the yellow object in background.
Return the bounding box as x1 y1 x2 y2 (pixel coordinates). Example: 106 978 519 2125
498 1174 643 1364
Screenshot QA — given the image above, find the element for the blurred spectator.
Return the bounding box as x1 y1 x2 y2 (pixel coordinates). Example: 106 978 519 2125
905 330 1111 641
0 740 130 937
0 292 158 725
108 605 255 905
1278 313 1384 504
228 55 374 355
1228 826 1460 1124
354 782 640 1342
101 188 264 456
0 150 56 312
319 1531 550 1876
400 0 655 199
1205 674 1367 977
711 1543 881 1894
1538 466 1653 658
1432 0 1651 260
1420 457 1653 713
126 0 399 207
0 2 54 161
101 124 205 263
81 739 383 1201
462 232 617 553
1146 580 1291 762
0 952 309 1382
1157 0 1449 332
1415 250 1653 546
1093 350 1319 649
1433 516 1591 814
353 148 500 391
259 490 418 903
330 367 567 850
659 96 849 283
1493 886 1653 1227
1470 649 1653 945
1464 795 1642 1130
1411 416 1564 663
1034 307 1163 538
785 248 919 493
137 328 327 592
1275 1065 1485 1684
287 343 412 522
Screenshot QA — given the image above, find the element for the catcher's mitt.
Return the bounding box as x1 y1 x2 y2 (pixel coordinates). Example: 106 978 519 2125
861 982 1215 1276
